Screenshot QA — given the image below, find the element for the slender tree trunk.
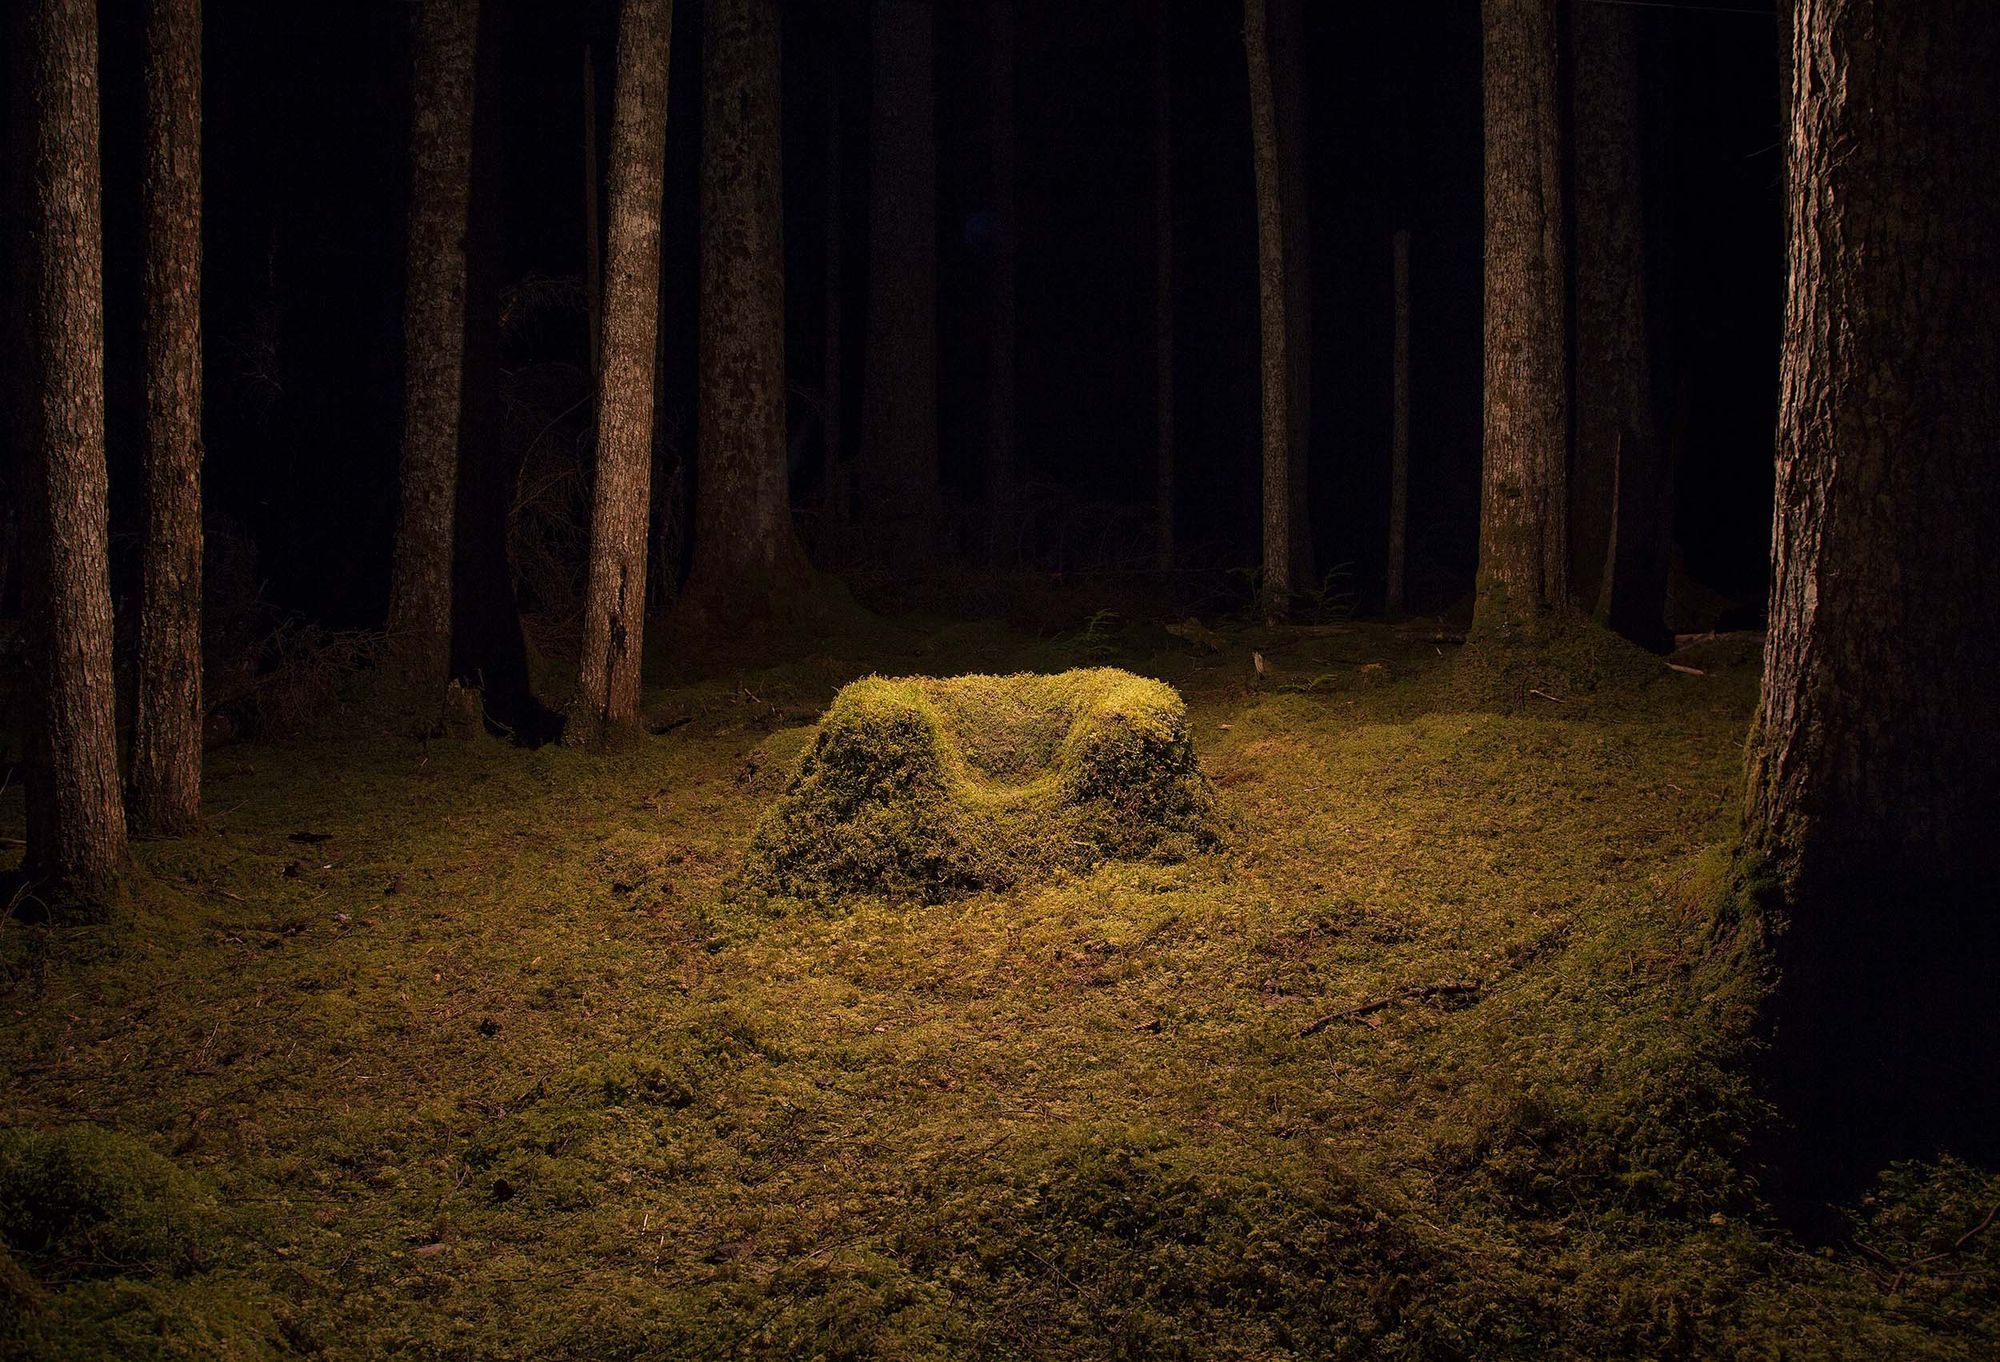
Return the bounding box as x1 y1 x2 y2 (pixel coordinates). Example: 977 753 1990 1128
449 0 530 729
583 44 603 380
388 0 479 702
1474 0 1567 636
859 0 938 565
19 0 127 908
130 0 204 835
821 66 847 531
1152 2 1175 574
1272 0 1313 591
1244 0 1290 620
985 0 1018 564
569 0 672 744
1747 0 2000 1179
1568 0 1666 649
1386 228 1410 617
680 0 804 626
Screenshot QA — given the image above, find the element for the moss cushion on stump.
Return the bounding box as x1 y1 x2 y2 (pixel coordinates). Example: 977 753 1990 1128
742 668 1217 904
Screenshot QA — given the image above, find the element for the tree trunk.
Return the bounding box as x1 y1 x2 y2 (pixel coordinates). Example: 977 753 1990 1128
1747 0 2000 1179
388 0 479 703
19 0 127 908
680 0 804 627
985 0 1018 565
1474 0 1567 636
449 0 531 730
130 0 204 836
569 0 672 744
1272 0 1313 592
858 0 938 566
821 65 847 532
1244 0 1291 620
1386 228 1410 617
1152 2 1174 574
1568 0 1667 650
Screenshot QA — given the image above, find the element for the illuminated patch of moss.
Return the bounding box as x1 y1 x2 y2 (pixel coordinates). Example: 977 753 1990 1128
740 668 1217 904
0 1126 211 1286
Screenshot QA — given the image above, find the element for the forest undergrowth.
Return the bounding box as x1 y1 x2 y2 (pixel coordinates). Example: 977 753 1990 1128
2 607 1996 1360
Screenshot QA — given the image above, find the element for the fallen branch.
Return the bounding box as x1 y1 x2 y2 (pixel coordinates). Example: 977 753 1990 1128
1664 662 1707 677
1298 981 1483 1037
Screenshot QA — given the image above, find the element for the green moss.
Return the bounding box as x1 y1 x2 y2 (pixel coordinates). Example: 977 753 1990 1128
0 1126 211 1286
740 668 1217 904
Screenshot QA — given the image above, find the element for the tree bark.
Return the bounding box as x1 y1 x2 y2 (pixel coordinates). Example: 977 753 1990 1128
1747 0 2000 1176
1272 0 1313 592
1152 2 1175 574
858 0 938 565
1244 0 1290 620
1474 0 1567 636
1568 0 1667 650
19 0 127 907
569 0 672 744
1386 228 1410 617
449 0 531 730
388 0 479 703
985 0 1019 565
130 0 204 835
680 0 804 626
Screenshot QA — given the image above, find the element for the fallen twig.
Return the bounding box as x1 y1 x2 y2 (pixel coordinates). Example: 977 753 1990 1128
1298 981 1483 1037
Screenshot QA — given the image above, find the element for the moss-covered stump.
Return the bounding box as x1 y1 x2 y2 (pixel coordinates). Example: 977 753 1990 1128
742 668 1216 903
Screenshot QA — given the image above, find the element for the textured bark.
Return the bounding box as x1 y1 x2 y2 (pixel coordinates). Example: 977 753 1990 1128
858 0 939 564
1386 228 1410 617
130 0 204 836
1474 0 1567 635
570 0 671 744
1568 0 1667 649
388 0 479 701
19 0 128 906
1272 0 1313 590
1244 0 1290 620
680 0 804 626
985 0 1019 563
1152 3 1175 574
449 0 531 728
1747 0 2000 1170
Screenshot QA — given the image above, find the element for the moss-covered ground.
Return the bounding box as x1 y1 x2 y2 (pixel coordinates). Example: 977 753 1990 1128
3 613 1996 1359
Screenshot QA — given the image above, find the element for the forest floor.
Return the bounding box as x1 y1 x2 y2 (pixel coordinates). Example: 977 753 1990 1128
3 602 1997 1360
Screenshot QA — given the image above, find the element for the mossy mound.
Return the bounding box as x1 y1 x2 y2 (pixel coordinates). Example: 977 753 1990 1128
0 1126 211 1287
741 668 1216 903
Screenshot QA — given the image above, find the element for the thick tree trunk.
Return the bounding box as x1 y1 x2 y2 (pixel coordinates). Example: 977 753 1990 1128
1568 0 1667 650
1474 0 1567 636
858 0 938 565
1152 3 1174 574
985 0 1018 564
1748 0 2000 1177
19 0 127 907
569 0 672 744
821 69 847 530
1386 228 1410 617
1244 0 1291 620
1272 0 1313 592
130 0 204 835
388 0 479 703
449 0 531 729
680 0 804 626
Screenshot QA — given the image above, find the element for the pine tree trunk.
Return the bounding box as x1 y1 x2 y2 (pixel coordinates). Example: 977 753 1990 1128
449 0 531 729
680 0 803 627
1474 0 1567 636
1386 228 1410 617
1568 0 1667 650
1747 0 2000 1175
985 0 1018 565
1152 3 1175 575
19 0 127 908
1272 0 1313 592
1244 0 1291 621
859 0 938 566
388 0 479 703
570 0 672 744
130 0 204 835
